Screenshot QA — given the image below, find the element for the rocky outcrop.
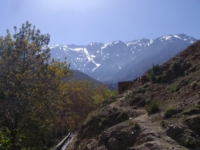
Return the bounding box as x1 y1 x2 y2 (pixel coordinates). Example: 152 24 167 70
166 124 184 140
99 122 140 150
185 114 200 131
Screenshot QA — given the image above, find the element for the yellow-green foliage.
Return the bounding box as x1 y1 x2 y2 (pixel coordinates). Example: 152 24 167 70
60 79 111 127
0 22 72 149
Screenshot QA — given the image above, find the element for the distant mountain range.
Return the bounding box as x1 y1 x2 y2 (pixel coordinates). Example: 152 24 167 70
49 34 197 82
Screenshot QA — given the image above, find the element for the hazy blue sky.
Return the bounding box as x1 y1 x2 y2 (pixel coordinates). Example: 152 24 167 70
1 0 199 45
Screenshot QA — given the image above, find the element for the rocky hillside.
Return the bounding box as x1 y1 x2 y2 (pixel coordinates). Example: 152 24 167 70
67 40 200 150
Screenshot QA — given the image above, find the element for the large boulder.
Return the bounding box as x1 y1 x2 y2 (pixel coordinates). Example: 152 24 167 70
166 124 184 140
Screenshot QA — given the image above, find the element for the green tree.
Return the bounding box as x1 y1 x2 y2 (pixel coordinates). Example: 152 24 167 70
0 21 71 149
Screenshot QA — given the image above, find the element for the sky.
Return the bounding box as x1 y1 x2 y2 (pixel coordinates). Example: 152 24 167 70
0 0 200 45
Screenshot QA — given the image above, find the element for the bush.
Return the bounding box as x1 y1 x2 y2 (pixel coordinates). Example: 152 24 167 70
184 139 196 148
134 122 141 130
0 130 12 150
171 58 183 70
160 120 166 128
169 84 179 92
182 105 200 115
146 101 160 115
164 107 176 118
147 64 160 82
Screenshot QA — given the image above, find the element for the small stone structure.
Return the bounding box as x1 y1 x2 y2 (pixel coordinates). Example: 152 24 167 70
118 81 134 95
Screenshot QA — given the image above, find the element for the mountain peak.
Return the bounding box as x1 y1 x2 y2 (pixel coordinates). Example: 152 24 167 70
49 34 197 81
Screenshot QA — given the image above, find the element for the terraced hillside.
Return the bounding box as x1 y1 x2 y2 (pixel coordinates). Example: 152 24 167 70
67 40 200 150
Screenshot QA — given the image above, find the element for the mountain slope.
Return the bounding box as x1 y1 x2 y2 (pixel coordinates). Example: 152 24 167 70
112 35 197 81
70 70 116 90
67 40 200 150
49 34 196 82
72 70 99 81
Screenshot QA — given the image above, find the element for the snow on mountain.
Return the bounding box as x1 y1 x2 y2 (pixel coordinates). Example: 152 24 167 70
49 34 197 81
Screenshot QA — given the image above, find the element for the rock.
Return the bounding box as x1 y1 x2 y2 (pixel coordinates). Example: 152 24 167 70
185 114 200 131
84 140 98 150
134 130 161 147
127 141 180 150
118 81 134 94
96 145 107 150
85 143 93 150
130 96 142 106
181 61 191 71
148 131 160 138
144 142 155 148
198 100 200 104
144 135 155 142
166 124 184 139
137 100 146 107
108 137 119 150
100 122 140 150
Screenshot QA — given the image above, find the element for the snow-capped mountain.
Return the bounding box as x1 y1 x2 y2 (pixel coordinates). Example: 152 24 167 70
49 34 197 81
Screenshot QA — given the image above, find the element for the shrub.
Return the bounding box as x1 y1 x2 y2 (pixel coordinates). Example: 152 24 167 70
182 104 200 115
134 122 141 130
164 107 176 118
171 58 183 70
147 64 160 82
0 130 12 150
169 83 179 92
146 101 160 115
184 139 196 148
130 96 142 106
160 120 166 128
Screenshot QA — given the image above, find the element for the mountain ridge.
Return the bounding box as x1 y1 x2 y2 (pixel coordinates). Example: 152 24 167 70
49 34 197 82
